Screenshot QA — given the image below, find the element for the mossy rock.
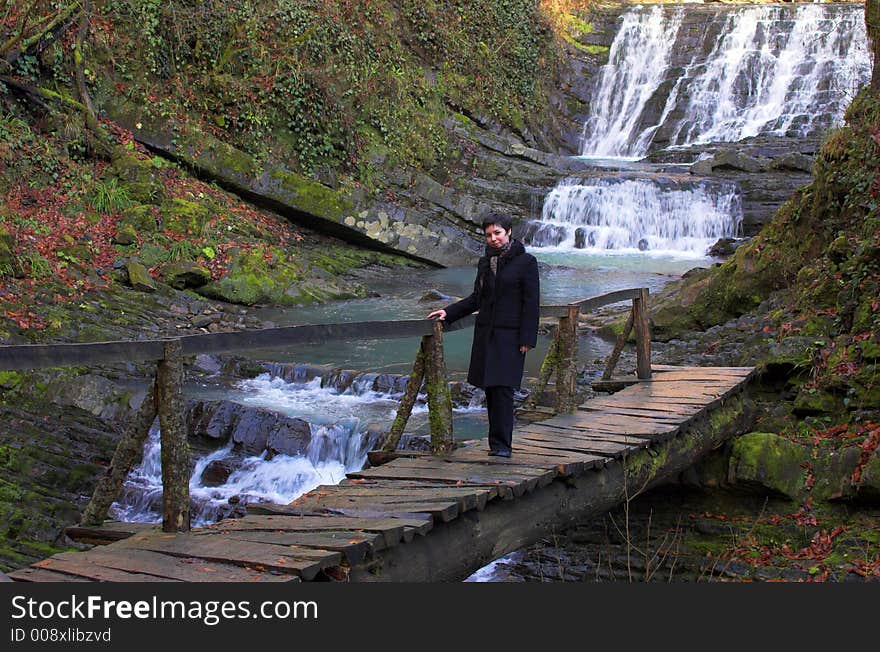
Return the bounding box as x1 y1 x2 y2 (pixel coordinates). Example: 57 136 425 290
113 223 138 246
728 432 809 499
198 248 354 306
856 447 880 502
160 261 211 289
111 154 165 203
159 198 213 235
137 242 169 268
792 387 844 415
56 244 93 265
120 205 158 233
124 259 157 292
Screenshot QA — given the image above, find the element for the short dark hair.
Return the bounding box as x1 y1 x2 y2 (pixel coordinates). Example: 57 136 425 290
481 212 513 233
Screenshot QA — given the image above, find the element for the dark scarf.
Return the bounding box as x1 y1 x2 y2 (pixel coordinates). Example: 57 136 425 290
480 239 524 297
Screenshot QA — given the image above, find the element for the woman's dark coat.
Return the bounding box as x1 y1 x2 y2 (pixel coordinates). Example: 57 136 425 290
443 239 540 389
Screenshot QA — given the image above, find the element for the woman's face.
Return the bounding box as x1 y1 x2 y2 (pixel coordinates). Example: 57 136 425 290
484 223 511 248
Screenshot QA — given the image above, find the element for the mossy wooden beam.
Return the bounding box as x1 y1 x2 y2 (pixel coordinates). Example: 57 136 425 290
157 339 190 533
424 321 454 455
80 381 158 526
382 344 426 453
523 330 560 412
633 288 652 380
554 305 580 413
602 308 635 381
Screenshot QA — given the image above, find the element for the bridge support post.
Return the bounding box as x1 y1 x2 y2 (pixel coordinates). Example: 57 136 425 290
602 308 635 381
555 304 580 413
157 339 190 532
633 288 652 380
80 381 158 526
424 320 454 455
382 344 426 452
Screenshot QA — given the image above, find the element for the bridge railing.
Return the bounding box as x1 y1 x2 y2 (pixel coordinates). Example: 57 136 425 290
0 287 650 532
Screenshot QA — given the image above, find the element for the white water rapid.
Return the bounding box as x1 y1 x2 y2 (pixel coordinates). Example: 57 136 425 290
112 372 484 526
528 177 742 257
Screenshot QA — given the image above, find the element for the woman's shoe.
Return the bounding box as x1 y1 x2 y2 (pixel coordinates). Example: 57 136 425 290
488 450 511 458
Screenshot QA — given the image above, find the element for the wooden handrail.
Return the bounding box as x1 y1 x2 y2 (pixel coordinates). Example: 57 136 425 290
0 289 647 372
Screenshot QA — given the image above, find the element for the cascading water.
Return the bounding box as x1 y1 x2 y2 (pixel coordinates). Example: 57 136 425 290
526 177 742 257
581 3 870 158
112 370 484 526
579 5 684 159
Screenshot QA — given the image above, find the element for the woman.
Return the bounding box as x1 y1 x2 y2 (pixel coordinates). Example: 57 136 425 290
427 213 540 457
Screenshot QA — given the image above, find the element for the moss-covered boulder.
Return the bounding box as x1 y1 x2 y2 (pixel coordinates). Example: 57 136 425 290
136 243 169 268
197 248 356 306
159 198 213 235
161 261 211 289
119 205 158 233
792 387 845 415
110 153 165 204
728 432 808 499
112 223 138 246
124 259 157 292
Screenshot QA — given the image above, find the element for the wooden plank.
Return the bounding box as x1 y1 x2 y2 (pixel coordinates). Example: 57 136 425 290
580 399 701 415
520 428 650 450
65 522 161 545
32 557 179 582
347 465 527 498
580 406 685 421
206 530 384 562
298 484 494 511
180 319 435 356
386 457 558 487
126 535 340 581
7 567 93 582
515 432 641 458
52 549 293 583
339 479 504 503
445 447 589 475
519 423 659 446
560 414 684 432
511 442 612 466
293 497 460 523
0 340 166 370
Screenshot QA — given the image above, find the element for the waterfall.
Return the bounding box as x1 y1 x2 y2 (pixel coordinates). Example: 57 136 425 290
580 5 684 159
582 3 871 158
526 177 743 257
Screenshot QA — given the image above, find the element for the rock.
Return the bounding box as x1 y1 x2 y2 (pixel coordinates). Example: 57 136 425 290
728 432 808 499
199 458 238 486
185 400 312 457
707 237 746 257
574 227 587 249
124 259 157 292
637 238 649 251
44 374 132 423
690 157 715 175
193 354 222 374
161 261 211 289
768 152 815 173
120 205 158 233
159 198 213 234
419 289 453 302
113 223 138 246
704 149 770 173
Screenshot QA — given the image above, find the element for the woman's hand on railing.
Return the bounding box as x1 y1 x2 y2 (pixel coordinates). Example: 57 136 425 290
426 309 447 321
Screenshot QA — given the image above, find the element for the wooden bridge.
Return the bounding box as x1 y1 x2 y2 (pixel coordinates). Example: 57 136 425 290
1 288 756 582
